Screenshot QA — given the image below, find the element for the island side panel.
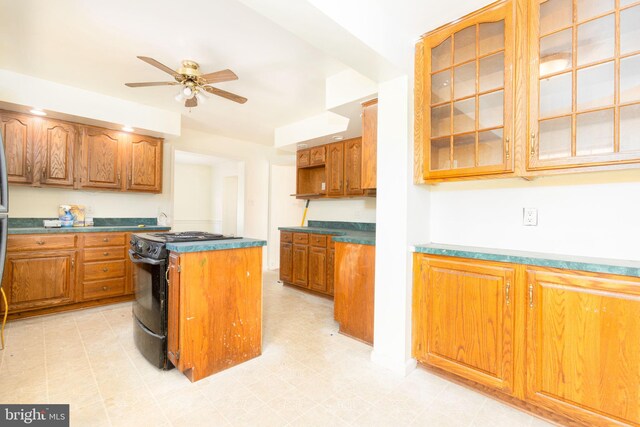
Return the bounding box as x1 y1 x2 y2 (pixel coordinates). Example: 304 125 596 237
180 246 263 382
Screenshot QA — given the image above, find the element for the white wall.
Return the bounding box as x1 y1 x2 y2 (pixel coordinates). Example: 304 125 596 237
430 170 640 261
172 163 214 232
210 161 241 234
306 199 376 223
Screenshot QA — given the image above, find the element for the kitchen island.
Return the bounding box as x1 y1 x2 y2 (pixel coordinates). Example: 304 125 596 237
165 238 266 382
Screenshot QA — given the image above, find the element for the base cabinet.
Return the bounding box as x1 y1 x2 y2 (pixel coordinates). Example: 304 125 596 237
279 231 334 297
413 253 640 427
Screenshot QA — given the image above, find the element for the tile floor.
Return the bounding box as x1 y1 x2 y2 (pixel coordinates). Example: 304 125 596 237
0 271 555 426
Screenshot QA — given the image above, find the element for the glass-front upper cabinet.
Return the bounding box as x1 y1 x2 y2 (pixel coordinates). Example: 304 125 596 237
529 0 640 170
418 1 514 180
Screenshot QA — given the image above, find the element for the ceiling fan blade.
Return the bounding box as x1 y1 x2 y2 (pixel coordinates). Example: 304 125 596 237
137 56 179 78
200 69 238 84
203 86 247 104
185 97 198 108
125 82 179 87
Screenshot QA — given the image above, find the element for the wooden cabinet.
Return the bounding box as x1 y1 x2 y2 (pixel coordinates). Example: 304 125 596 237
412 253 640 427
525 267 640 427
279 232 293 283
38 119 76 187
309 146 326 166
279 231 334 297
345 138 364 195
0 109 163 193
0 112 34 184
126 135 163 192
413 255 515 393
79 127 123 190
361 99 378 190
2 250 76 312
334 242 375 344
527 0 640 172
326 142 345 196
326 245 335 296
1 231 139 319
297 149 310 167
167 247 262 382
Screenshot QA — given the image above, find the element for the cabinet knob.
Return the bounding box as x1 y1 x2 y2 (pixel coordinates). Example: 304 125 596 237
103 252 109 256
103 238 109 242
102 267 109 272
102 286 108 291
36 240 45 245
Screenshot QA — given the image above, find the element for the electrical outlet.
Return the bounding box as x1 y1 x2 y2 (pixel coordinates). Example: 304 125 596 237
321 182 326 191
523 207 538 226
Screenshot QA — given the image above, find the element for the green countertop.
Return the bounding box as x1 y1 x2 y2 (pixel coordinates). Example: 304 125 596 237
413 243 640 278
278 226 375 246
166 238 267 253
9 225 171 234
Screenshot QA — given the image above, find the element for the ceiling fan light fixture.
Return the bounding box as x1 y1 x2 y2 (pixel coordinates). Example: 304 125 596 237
195 91 207 104
182 86 195 99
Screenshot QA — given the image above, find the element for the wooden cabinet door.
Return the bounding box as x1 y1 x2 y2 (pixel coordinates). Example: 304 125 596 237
413 255 515 393
292 244 308 287
39 119 76 187
361 99 378 189
345 138 364 195
326 142 344 196
525 268 640 427
0 112 33 184
1 250 76 313
167 252 182 370
417 1 514 180
326 248 335 296
528 1 640 172
308 246 327 293
80 127 123 190
126 135 163 193
297 149 310 167
279 242 293 283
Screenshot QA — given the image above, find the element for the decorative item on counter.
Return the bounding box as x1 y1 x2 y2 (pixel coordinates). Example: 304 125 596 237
85 206 94 227
43 219 62 228
157 211 169 226
58 205 74 227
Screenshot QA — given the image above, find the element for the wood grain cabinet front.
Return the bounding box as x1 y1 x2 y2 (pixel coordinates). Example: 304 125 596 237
326 142 345 196
38 119 77 187
125 135 163 193
308 246 327 293
79 127 123 190
361 99 378 190
279 232 335 297
0 112 34 184
292 244 308 287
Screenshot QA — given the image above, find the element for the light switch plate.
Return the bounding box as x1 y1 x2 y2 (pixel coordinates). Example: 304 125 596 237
523 207 538 226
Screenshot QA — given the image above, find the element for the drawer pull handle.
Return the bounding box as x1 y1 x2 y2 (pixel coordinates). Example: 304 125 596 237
102 286 108 291
103 252 109 256
103 238 109 242
505 281 511 305
36 240 45 245
102 267 109 272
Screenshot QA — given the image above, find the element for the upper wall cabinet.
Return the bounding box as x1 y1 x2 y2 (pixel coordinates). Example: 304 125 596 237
126 135 163 193
39 119 77 187
416 1 514 180
0 112 34 184
79 127 123 190
361 99 378 190
528 0 640 170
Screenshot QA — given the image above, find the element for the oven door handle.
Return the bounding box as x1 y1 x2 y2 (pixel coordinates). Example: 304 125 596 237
128 249 165 265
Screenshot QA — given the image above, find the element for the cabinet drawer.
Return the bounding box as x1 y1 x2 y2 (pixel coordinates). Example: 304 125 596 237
82 278 126 300
293 233 309 244
297 150 310 167
83 260 126 281
310 146 326 165
83 246 126 262
281 232 293 243
8 234 77 252
309 234 327 247
84 233 126 248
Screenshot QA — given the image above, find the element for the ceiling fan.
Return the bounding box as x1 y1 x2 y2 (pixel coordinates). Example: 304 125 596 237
125 56 247 108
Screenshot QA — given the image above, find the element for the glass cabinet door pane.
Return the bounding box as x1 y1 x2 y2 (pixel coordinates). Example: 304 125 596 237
430 138 451 170
478 129 504 166
431 104 451 138
539 117 572 160
540 0 573 35
620 6 640 55
479 91 504 129
621 55 640 104
577 0 614 21
479 53 504 92
621 0 637 6
577 15 615 66
576 110 614 156
453 134 476 168
453 99 476 134
540 72 572 117
454 26 476 64
454 62 476 99
479 21 504 56
431 70 452 104
577 62 615 110
540 29 573 76
620 104 640 152
432 37 452 72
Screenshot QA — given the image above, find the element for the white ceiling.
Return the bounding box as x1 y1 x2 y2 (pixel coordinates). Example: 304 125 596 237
0 0 347 145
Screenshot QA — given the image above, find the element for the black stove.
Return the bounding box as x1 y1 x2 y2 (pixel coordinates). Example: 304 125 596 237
129 231 241 370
